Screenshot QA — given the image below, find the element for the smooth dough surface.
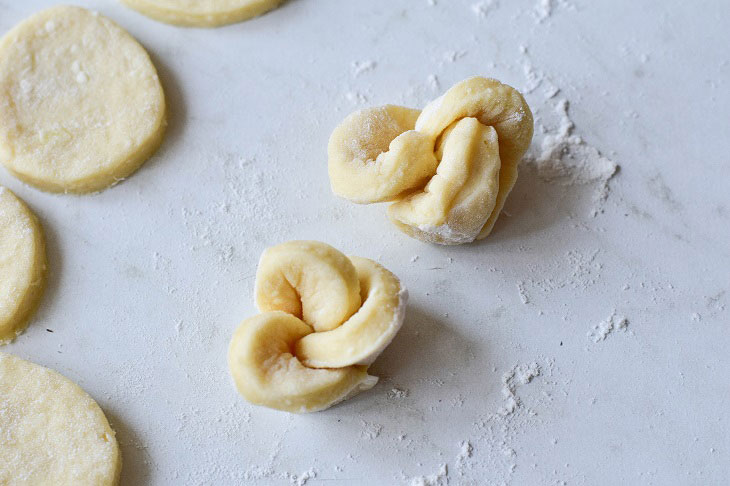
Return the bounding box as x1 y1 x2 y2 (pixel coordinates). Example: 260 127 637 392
120 0 283 27
0 352 121 485
0 6 166 193
0 187 46 344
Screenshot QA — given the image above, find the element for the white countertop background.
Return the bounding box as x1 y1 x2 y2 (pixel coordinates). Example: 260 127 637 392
1 0 729 484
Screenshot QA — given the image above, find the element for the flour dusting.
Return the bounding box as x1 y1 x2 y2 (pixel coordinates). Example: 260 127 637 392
352 60 377 77
588 310 629 343
455 440 473 475
409 464 448 486
517 281 530 304
360 421 384 439
472 0 498 18
524 98 619 217
407 440 475 485
497 362 541 416
291 468 317 486
534 0 574 23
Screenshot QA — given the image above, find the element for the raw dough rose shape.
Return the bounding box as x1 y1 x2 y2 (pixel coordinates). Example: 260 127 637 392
0 352 121 485
0 6 166 193
120 0 283 27
228 241 407 413
328 77 534 245
0 187 46 344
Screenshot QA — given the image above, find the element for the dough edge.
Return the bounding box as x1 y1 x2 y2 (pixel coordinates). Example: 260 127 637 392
0 188 47 345
120 0 284 27
0 352 122 485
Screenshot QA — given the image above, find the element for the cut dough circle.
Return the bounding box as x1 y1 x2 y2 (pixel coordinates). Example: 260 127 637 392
229 241 407 413
0 187 46 344
0 6 167 194
328 77 534 245
0 352 122 485
120 0 283 27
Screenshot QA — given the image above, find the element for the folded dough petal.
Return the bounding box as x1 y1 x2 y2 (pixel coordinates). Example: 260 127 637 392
415 77 533 238
296 256 408 368
328 105 438 203
387 118 501 245
255 241 361 332
228 311 377 413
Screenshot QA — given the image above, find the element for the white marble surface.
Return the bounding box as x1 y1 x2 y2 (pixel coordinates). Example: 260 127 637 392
1 0 729 484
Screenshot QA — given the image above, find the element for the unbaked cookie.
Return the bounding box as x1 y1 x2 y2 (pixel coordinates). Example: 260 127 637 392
329 77 534 245
0 352 122 485
0 187 46 344
120 0 283 27
0 6 166 193
229 241 407 413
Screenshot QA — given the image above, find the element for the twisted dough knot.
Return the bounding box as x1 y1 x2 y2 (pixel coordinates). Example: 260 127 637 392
329 77 534 245
228 241 408 413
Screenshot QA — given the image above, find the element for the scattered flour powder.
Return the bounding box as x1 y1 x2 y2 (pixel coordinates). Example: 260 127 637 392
409 464 448 486
497 363 542 416
588 310 629 343
352 60 377 77
534 0 575 23
471 0 499 18
524 98 619 217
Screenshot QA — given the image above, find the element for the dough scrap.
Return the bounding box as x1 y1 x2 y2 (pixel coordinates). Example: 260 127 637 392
0 352 121 485
328 77 534 245
0 187 46 344
120 0 283 27
0 6 167 193
229 241 407 413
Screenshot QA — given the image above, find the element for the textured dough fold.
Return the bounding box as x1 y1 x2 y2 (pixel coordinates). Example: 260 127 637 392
328 77 534 244
328 105 437 203
228 311 377 413
388 118 501 244
296 256 407 368
229 241 407 413
255 240 362 332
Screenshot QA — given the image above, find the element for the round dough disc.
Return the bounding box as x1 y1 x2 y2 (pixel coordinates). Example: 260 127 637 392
0 353 121 485
0 6 167 193
121 0 283 27
0 187 46 344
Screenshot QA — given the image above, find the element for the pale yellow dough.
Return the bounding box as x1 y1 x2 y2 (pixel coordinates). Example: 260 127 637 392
229 241 407 413
0 187 46 344
328 77 534 245
228 312 378 414
0 6 166 193
120 0 283 27
0 352 121 485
